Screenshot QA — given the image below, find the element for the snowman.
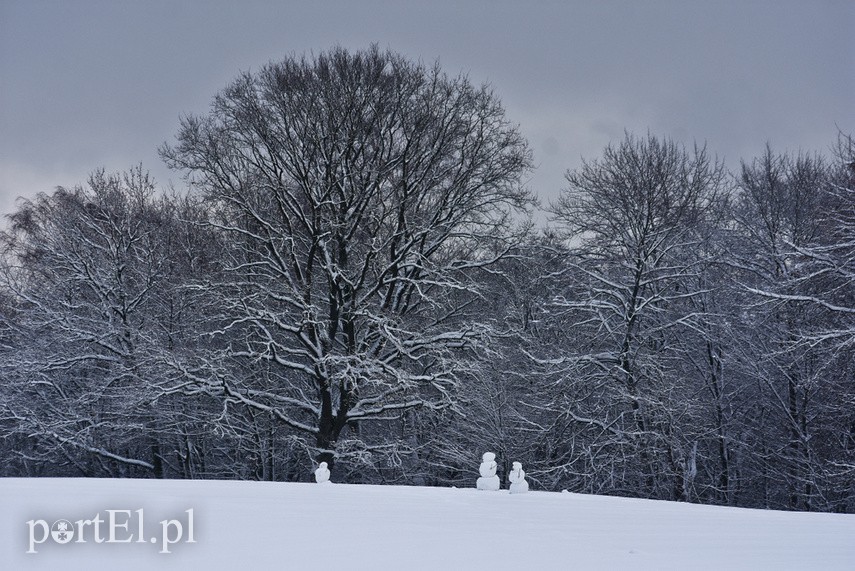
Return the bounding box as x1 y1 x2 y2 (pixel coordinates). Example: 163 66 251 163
476 452 500 491
314 461 331 484
508 461 529 494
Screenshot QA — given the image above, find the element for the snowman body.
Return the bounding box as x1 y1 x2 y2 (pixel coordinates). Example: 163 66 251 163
314 462 331 484
508 461 529 494
476 452 501 491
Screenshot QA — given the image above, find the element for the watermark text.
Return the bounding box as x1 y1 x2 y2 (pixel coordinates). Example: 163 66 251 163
26 508 195 554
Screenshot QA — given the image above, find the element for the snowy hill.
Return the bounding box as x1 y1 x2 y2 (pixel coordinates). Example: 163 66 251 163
2 478 853 570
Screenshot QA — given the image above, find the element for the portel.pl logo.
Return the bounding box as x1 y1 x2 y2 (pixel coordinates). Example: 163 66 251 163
26 508 195 554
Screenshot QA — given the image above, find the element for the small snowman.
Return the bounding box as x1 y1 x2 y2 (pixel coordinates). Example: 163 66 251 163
476 452 500 491
508 461 529 494
314 461 331 484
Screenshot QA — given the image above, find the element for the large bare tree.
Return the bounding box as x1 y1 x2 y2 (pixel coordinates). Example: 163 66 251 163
160 46 534 470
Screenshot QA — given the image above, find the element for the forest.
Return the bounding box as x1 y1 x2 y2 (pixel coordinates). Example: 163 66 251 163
1 46 853 513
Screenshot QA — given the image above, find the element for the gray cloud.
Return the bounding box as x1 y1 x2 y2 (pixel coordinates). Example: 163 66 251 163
2 0 853 220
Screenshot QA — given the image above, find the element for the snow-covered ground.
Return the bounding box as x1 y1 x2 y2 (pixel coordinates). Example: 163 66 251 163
2 477 853 570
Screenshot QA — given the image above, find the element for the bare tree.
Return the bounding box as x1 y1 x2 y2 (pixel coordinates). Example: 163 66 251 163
160 46 534 470
546 133 728 500
730 139 855 510
0 168 170 474
744 135 855 350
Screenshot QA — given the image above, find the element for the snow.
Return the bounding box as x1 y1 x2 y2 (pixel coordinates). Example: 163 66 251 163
2 477 854 570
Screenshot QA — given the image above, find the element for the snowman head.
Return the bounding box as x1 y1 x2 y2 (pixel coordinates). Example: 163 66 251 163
319 462 328 470
482 452 496 463
512 462 522 471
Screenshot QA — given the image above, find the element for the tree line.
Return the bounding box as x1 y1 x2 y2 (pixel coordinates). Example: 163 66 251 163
1 46 853 512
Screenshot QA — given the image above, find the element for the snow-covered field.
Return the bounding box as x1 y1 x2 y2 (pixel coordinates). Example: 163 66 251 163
2 478 853 570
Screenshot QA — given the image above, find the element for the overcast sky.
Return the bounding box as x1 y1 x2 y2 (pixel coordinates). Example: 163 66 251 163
1 0 853 220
